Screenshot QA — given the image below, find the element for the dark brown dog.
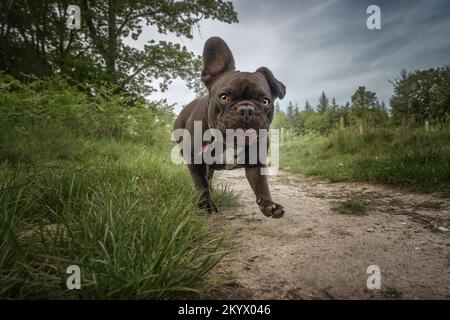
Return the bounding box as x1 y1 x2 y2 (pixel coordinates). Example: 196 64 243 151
173 37 286 218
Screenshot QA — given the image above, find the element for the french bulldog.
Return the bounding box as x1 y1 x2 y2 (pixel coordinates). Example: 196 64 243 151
173 36 286 218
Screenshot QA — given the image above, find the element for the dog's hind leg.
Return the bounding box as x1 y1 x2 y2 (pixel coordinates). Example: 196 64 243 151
206 166 214 183
188 163 218 213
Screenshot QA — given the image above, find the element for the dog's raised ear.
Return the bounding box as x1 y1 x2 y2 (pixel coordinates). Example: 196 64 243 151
201 37 235 90
256 67 286 99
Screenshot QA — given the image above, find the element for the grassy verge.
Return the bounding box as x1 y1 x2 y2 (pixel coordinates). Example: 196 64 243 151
280 127 450 196
0 75 235 299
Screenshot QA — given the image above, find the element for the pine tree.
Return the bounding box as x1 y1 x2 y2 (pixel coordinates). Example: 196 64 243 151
304 100 313 112
331 98 339 111
328 97 340 127
286 101 295 118
316 91 329 113
294 102 300 116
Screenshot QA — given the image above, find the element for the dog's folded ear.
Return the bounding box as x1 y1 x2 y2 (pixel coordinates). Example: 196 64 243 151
201 37 236 90
256 67 286 99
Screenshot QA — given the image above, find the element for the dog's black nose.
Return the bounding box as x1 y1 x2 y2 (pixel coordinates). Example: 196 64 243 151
237 105 255 122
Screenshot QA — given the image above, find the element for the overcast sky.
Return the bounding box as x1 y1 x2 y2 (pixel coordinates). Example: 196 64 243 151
131 0 450 113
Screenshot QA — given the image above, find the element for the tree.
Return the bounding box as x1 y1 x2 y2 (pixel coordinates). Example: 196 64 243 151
302 111 331 134
389 70 410 124
286 101 295 118
351 86 387 127
304 100 313 112
390 67 450 125
0 0 238 97
350 86 376 120
377 101 389 125
316 91 329 113
337 102 351 128
330 97 339 111
328 97 340 127
294 102 300 116
351 86 377 110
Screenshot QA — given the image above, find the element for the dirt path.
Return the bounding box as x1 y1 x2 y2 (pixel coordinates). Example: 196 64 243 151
209 169 450 299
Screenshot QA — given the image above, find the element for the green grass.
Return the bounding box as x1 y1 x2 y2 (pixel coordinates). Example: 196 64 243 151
0 75 236 299
415 201 444 210
333 198 368 215
281 127 450 196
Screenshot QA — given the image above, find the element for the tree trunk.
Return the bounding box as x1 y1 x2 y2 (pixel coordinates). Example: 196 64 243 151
106 0 117 83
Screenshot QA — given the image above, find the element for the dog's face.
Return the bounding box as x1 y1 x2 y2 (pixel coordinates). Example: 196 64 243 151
200 37 286 136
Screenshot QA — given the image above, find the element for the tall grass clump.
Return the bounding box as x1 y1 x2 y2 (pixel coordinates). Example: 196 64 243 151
0 74 233 299
281 127 450 195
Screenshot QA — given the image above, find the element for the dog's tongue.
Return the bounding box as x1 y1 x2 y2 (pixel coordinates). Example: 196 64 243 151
198 144 209 155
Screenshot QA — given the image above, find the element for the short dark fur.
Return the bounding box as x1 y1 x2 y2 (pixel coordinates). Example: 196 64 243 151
173 37 286 218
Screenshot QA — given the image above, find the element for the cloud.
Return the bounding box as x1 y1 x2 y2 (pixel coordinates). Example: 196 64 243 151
127 0 450 113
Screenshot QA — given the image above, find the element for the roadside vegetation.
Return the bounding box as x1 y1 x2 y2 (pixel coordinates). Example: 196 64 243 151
276 67 450 196
0 0 239 299
0 75 235 299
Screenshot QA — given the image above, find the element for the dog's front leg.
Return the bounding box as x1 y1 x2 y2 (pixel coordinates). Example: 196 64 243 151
187 163 218 212
245 166 285 218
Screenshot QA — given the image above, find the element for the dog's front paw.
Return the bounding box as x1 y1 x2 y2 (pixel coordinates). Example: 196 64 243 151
256 199 285 218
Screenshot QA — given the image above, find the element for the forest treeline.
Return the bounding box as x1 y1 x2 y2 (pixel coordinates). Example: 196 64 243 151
274 67 450 135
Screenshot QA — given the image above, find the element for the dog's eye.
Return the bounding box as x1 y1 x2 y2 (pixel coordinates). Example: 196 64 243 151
262 98 270 106
219 94 230 103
